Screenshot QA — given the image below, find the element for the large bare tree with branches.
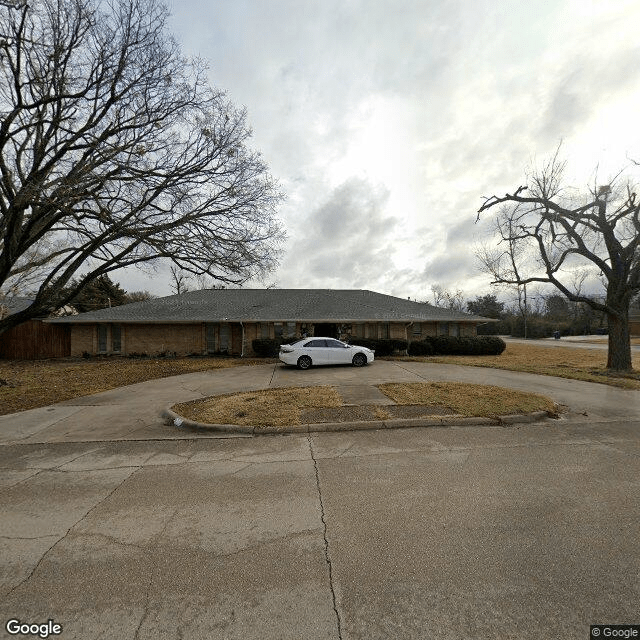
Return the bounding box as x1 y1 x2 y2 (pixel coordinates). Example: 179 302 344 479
0 0 284 334
477 152 640 371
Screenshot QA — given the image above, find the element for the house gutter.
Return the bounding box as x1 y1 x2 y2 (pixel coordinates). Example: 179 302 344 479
405 322 412 355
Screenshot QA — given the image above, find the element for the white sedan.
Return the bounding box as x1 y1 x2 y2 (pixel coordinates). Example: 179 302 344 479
279 337 375 370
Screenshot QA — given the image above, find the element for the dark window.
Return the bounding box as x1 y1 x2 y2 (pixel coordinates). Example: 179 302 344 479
274 322 283 338
327 340 344 348
380 323 389 339
285 322 296 337
97 325 107 352
206 324 216 353
352 324 364 337
219 324 231 352
260 323 270 338
304 340 326 348
438 322 449 336
111 324 121 352
450 323 460 337
412 322 421 336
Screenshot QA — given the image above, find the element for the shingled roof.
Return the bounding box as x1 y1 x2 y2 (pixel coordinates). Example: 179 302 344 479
46 289 490 324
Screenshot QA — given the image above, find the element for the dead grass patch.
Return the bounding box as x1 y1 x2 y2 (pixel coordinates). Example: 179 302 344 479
0 356 276 416
173 385 342 427
389 343 640 390
173 382 555 427
377 382 557 418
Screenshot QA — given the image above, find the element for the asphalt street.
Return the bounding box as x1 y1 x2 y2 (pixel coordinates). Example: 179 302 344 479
1 360 639 639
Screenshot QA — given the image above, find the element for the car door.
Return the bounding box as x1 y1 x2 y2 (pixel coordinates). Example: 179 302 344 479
326 339 351 364
302 339 330 365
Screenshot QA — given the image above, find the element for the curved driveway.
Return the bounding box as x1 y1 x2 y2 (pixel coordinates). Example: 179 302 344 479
1 361 639 639
1 360 638 444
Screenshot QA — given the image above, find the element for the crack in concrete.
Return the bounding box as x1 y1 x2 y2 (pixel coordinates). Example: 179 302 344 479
268 363 278 387
176 381 209 398
0 534 59 541
1 466 140 600
50 447 102 471
5 407 86 443
307 434 343 640
134 505 180 640
336 442 356 458
0 469 43 489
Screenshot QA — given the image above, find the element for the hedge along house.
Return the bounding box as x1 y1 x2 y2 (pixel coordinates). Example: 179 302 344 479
45 289 493 358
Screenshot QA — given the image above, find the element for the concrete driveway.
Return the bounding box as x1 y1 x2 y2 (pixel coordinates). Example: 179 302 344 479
1 361 639 639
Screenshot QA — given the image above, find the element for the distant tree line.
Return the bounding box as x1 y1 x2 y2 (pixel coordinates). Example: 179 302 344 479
430 289 609 339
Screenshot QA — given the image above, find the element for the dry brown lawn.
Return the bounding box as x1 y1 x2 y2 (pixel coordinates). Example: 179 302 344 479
173 382 556 426
0 356 276 416
173 386 343 427
2 341 638 417
377 382 557 418
388 343 640 390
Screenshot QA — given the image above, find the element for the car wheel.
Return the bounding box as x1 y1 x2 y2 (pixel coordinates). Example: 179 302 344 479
297 355 312 370
352 353 367 367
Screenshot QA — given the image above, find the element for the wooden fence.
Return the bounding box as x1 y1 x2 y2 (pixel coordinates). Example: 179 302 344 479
0 320 71 359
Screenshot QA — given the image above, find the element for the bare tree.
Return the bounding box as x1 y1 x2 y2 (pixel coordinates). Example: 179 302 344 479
430 284 465 311
477 151 640 371
124 290 155 303
0 0 284 334
476 209 535 337
169 266 190 296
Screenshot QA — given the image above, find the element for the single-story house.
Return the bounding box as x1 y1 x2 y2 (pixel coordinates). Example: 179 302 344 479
45 288 495 357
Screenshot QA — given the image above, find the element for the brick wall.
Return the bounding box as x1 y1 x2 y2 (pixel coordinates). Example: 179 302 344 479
70 320 482 357
460 323 477 337
124 324 203 356
70 325 95 356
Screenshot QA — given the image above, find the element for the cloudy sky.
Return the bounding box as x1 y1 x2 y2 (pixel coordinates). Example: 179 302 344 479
118 0 640 303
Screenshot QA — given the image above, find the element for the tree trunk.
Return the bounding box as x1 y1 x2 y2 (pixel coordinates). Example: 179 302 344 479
607 309 632 371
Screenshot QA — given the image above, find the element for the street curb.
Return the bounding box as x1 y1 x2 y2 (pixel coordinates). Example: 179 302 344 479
162 407 553 436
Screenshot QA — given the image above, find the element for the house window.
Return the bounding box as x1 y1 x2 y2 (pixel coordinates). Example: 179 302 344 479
352 324 364 338
380 323 389 339
438 322 449 336
219 323 231 353
97 325 107 352
450 323 460 337
206 324 216 353
274 322 283 339
412 322 422 336
111 324 121 352
260 322 270 338
285 322 296 338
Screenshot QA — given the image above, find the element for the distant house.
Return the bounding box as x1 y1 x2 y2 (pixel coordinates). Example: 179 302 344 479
45 288 494 358
631 310 640 338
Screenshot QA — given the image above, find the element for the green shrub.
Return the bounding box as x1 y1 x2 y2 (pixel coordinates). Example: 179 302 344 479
477 336 507 355
251 338 282 357
349 338 397 356
409 335 506 356
407 340 433 356
391 339 408 352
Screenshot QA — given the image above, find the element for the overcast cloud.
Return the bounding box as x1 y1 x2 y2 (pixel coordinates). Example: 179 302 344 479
115 0 640 303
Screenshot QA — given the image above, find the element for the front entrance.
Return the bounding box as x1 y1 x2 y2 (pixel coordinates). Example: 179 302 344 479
313 323 338 338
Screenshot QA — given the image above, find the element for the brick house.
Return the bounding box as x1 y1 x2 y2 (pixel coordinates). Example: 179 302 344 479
45 288 493 357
